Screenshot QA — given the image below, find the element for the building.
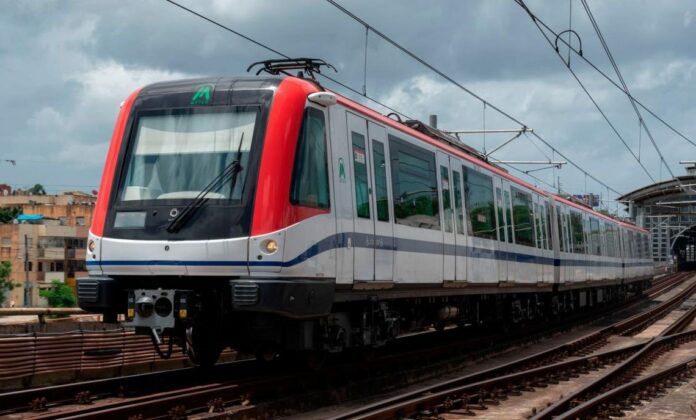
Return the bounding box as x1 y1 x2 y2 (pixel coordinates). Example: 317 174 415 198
618 165 696 270
0 192 95 307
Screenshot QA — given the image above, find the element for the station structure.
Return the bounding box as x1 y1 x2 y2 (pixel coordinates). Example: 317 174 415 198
619 164 696 270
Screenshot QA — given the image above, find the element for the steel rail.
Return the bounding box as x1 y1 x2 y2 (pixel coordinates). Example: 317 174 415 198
330 273 695 419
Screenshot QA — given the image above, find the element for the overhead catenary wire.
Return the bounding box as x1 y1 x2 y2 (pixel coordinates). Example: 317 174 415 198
163 0 413 121
324 0 622 196
513 0 696 150
515 0 656 183
579 0 675 179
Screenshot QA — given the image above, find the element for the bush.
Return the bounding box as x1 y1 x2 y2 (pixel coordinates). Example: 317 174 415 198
39 280 77 308
0 261 14 305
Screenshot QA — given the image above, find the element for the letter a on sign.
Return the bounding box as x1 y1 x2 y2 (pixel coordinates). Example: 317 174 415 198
191 85 213 105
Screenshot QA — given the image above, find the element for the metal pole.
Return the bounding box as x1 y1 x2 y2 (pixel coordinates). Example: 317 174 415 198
23 234 30 307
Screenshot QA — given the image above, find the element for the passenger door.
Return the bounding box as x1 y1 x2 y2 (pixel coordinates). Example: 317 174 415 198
494 177 508 282
451 163 467 282
368 122 394 282
437 152 456 281
346 113 374 281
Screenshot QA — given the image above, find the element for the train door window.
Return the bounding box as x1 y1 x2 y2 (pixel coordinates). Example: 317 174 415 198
389 136 439 230
539 203 548 249
290 108 330 208
463 167 497 239
372 140 389 222
533 203 541 248
545 203 552 250
496 188 506 242
440 166 453 233
504 190 514 243
511 187 534 247
556 205 566 252
570 211 585 254
565 213 572 252
452 171 465 235
590 218 601 255
352 132 370 219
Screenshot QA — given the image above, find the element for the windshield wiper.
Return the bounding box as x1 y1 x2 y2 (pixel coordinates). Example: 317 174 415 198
166 133 245 233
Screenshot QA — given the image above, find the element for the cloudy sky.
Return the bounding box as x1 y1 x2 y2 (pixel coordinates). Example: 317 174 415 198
1 0 695 212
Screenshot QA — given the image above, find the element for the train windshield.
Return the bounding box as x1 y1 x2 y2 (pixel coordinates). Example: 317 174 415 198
120 109 257 202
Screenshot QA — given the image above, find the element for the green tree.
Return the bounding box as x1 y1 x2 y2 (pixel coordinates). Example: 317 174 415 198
39 280 77 308
0 207 21 224
28 184 46 196
0 261 15 305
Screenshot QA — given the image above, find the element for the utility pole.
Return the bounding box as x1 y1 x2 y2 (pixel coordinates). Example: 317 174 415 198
23 234 31 307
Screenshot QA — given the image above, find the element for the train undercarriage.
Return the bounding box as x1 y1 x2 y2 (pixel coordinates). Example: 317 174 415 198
77 276 651 367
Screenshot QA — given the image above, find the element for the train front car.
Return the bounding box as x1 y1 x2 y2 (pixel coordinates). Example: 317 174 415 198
77 75 331 365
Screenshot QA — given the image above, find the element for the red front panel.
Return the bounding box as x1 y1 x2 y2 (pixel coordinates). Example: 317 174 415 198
91 88 141 237
251 78 327 236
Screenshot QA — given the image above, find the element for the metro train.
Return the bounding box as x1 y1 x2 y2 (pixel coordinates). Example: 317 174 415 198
77 59 653 366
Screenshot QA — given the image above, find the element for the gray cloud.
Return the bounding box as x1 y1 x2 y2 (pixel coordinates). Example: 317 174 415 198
0 0 695 208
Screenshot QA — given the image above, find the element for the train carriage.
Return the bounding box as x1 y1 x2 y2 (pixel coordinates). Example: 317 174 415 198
78 61 653 366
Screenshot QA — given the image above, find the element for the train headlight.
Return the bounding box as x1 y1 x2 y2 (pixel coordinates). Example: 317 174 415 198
262 239 279 254
88 240 96 253
135 296 154 318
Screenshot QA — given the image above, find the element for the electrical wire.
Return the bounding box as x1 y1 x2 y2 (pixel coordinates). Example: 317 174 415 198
324 0 622 196
519 3 657 183
514 0 696 150
164 0 412 121
579 0 674 179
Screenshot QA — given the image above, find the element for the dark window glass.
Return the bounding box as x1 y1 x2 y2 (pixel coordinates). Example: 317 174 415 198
590 218 601 255
290 108 330 208
570 211 585 254
441 166 453 233
511 188 534 246
496 187 506 242
463 167 497 239
452 171 465 235
372 140 389 222
504 190 514 243
352 132 370 219
389 136 439 230
534 203 542 248
556 205 565 252
545 202 552 250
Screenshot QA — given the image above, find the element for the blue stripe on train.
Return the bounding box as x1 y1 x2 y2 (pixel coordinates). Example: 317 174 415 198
86 232 652 269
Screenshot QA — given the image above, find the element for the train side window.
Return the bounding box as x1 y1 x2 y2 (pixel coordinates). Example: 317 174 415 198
440 166 453 233
504 190 514 243
372 140 389 222
570 211 585 254
452 171 465 235
511 187 534 247
290 107 330 208
351 132 370 219
463 167 497 239
389 136 440 230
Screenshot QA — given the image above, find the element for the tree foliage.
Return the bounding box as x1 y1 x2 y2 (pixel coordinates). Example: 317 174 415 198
28 184 46 196
39 280 77 308
0 261 14 305
0 207 21 224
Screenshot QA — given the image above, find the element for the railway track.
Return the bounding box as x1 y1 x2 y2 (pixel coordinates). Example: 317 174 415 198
1 272 689 419
329 272 696 419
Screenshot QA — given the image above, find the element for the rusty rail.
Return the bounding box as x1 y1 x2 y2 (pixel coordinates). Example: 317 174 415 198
331 272 696 420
